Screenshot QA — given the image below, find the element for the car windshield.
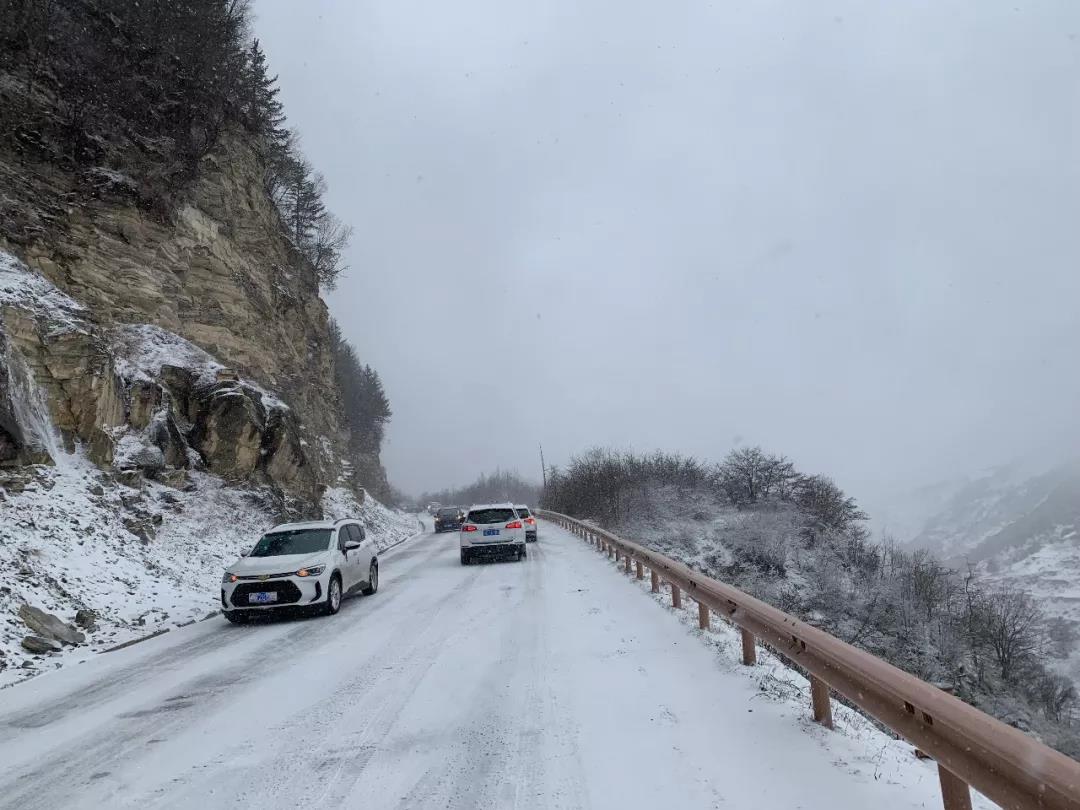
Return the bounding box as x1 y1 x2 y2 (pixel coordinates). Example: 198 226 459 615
468 508 515 524
248 529 331 557
437 508 459 518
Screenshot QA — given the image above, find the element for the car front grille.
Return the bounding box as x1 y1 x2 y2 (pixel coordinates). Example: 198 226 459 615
236 572 293 581
231 580 303 607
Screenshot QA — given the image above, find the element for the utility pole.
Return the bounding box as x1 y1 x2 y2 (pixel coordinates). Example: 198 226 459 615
539 442 547 488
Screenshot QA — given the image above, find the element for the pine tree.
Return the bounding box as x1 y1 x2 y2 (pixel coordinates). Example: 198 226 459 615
244 38 286 139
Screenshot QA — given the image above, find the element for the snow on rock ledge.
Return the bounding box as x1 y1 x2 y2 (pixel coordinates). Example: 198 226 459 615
0 250 318 503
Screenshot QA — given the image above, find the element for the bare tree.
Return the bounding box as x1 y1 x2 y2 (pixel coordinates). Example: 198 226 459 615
793 473 867 542
982 585 1044 681
717 446 796 506
310 213 352 288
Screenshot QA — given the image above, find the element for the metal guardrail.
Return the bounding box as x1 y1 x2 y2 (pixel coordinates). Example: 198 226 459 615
538 509 1080 810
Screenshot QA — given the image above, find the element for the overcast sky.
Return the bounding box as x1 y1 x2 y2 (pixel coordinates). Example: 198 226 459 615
255 1 1080 508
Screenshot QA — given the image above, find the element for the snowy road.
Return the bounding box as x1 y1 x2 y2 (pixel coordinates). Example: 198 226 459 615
0 520 965 809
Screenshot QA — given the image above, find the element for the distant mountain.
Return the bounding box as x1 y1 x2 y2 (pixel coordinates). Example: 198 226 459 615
908 460 1080 686
909 461 1079 563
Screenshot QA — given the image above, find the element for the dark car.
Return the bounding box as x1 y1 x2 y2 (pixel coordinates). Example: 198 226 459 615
434 506 464 533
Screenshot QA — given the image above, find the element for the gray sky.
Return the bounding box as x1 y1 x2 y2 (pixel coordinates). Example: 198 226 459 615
255 0 1080 504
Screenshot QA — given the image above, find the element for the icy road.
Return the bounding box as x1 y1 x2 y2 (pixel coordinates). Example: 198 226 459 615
0 521 975 809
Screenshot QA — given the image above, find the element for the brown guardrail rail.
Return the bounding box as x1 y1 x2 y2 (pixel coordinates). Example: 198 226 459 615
537 509 1080 810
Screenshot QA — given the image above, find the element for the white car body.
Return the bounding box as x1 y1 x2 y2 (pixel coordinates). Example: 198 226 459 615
221 519 377 620
515 504 538 542
459 503 527 564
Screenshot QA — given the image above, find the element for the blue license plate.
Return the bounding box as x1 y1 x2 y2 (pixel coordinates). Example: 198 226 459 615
483 529 500 536
250 592 277 604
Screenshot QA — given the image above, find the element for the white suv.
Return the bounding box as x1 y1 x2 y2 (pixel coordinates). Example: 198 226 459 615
221 519 378 623
460 503 527 564
515 505 538 542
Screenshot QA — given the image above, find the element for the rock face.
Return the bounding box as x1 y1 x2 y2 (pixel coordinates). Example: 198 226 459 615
0 121 361 509
0 258 324 508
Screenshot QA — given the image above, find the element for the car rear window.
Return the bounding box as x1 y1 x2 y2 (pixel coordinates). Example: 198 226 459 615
516 507 531 517
437 508 459 518
468 508 515 524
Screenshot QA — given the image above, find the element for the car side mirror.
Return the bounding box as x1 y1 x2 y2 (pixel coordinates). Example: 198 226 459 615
344 540 362 551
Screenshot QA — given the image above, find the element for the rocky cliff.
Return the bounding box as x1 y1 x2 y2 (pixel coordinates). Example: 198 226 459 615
0 2 408 686
0 124 355 512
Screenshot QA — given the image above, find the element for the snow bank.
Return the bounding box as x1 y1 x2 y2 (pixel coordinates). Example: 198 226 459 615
321 486 422 552
0 455 418 688
584 532 998 810
0 449 275 688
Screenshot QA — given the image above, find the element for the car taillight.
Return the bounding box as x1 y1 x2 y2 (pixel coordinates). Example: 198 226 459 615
462 524 478 532
525 517 536 525
505 521 523 529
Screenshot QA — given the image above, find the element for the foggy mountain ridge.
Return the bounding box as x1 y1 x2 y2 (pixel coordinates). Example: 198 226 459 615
903 459 1080 691
908 459 1080 564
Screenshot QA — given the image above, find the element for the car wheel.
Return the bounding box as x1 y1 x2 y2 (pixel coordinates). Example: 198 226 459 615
361 561 379 595
460 549 470 565
324 574 342 615
224 611 248 625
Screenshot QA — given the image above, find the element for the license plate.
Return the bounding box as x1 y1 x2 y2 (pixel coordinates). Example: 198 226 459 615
483 529 500 536
250 591 278 604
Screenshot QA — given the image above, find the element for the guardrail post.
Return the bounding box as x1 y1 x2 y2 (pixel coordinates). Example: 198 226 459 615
810 676 833 729
635 560 644 579
650 570 659 592
937 766 973 810
614 548 620 563
698 601 710 630
609 544 615 560
741 628 757 665
671 584 682 609
624 555 631 574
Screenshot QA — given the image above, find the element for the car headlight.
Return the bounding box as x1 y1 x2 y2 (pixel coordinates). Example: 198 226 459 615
295 565 325 577
222 571 237 584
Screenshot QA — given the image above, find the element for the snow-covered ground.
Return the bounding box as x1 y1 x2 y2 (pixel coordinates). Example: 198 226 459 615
0 520 995 809
0 447 419 688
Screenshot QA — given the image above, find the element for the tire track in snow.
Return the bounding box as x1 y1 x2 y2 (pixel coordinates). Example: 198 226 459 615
129 549 494 808
390 540 589 810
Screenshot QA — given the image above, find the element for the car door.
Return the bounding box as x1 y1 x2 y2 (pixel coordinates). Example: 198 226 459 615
354 523 375 579
340 524 362 591
335 525 358 591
